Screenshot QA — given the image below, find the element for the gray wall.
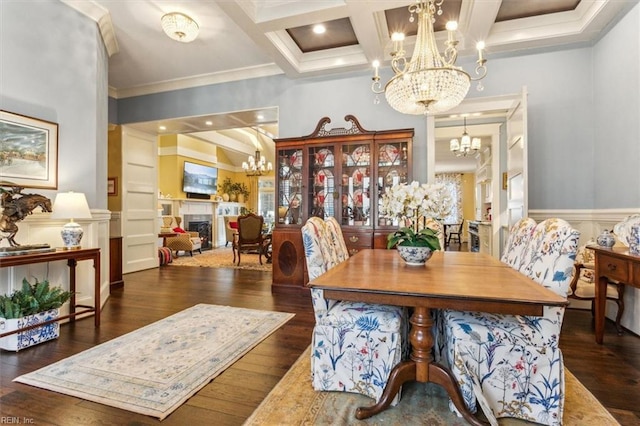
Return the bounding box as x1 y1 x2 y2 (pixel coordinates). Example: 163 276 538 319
115 3 639 211
0 0 108 209
593 3 640 208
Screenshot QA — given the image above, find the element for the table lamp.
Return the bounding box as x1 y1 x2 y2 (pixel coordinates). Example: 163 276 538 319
50 191 92 250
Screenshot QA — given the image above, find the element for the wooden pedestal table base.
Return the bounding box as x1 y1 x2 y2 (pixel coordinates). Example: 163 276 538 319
355 307 484 425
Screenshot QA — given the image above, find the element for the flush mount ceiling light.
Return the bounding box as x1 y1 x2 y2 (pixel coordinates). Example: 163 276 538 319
313 24 326 34
161 12 199 43
371 0 488 115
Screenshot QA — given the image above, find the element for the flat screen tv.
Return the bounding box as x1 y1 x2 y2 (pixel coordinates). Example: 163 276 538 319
183 161 218 195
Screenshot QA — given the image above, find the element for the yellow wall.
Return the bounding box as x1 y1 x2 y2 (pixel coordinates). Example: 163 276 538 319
460 173 476 241
157 134 256 211
107 125 122 212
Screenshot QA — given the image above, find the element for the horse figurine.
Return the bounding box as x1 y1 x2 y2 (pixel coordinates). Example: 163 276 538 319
0 188 52 247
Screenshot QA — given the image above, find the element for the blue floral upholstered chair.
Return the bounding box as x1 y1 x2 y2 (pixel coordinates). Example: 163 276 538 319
435 218 579 426
324 216 350 262
301 217 408 404
501 217 537 270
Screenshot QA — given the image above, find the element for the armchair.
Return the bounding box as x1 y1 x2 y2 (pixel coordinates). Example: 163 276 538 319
232 213 268 265
568 243 625 334
436 218 579 425
223 215 238 247
165 231 202 257
301 217 407 404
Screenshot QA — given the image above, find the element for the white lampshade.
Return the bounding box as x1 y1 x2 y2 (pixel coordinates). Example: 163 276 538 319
50 192 92 250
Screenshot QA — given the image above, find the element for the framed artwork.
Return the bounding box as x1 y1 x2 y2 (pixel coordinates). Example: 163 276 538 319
107 177 118 196
0 110 58 189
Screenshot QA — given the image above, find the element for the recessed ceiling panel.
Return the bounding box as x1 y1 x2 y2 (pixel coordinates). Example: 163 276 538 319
496 0 581 22
385 1 462 37
286 17 357 53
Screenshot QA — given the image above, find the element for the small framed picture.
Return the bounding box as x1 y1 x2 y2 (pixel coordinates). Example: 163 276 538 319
107 177 117 196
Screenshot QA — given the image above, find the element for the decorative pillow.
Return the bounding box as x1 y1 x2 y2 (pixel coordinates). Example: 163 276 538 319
173 227 186 233
229 222 238 229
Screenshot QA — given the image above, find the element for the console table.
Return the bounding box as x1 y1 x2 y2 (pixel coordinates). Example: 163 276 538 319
0 248 101 338
592 246 640 344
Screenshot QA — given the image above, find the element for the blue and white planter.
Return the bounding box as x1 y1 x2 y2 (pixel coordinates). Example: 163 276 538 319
397 245 434 266
0 309 60 351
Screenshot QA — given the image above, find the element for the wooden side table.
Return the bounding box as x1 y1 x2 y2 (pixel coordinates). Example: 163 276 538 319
0 248 101 338
591 245 640 344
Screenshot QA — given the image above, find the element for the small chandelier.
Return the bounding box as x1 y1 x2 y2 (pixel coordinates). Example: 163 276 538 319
161 12 199 43
371 0 487 115
450 117 481 157
243 150 273 176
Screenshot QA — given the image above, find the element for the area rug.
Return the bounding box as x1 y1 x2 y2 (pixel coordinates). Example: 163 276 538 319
14 304 294 420
170 247 271 272
244 347 619 425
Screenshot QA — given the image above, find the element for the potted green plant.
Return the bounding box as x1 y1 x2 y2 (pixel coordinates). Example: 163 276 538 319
0 278 72 351
379 181 453 265
230 182 250 203
218 177 233 202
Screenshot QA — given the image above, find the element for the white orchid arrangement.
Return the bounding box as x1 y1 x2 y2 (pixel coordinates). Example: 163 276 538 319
380 181 453 250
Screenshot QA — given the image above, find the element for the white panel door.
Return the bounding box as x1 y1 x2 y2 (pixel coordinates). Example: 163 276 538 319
121 126 158 273
506 88 528 229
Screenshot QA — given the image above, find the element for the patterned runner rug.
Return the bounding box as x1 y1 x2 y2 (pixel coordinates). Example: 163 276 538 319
14 304 294 420
170 247 271 271
245 346 619 425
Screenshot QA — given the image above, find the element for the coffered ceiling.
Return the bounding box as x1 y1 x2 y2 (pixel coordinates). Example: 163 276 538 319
66 0 633 171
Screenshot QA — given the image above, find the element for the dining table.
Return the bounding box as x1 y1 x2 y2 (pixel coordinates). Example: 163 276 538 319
309 249 567 425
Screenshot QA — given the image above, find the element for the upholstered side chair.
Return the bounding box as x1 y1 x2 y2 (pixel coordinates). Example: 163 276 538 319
165 232 202 257
568 243 625 334
301 217 408 405
232 213 267 265
436 218 579 426
501 217 537 270
323 216 349 262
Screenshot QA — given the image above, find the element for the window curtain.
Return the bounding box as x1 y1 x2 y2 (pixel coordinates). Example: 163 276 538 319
435 173 463 224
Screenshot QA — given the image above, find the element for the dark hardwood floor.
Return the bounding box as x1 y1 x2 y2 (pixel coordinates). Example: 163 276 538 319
1 263 639 425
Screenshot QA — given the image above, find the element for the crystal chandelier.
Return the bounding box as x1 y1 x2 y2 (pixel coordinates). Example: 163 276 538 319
161 12 199 43
450 117 481 156
242 150 272 176
371 0 487 115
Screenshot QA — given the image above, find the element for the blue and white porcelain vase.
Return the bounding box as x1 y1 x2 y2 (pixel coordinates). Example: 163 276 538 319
596 230 616 248
396 245 433 266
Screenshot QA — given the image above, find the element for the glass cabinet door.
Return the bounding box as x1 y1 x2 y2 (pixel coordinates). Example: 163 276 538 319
277 148 303 224
341 143 372 226
376 141 409 226
308 145 337 221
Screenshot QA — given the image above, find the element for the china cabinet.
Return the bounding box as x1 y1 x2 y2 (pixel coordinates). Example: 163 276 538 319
272 115 413 292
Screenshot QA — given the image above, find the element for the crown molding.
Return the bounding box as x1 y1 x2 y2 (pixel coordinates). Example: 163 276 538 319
61 0 119 57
